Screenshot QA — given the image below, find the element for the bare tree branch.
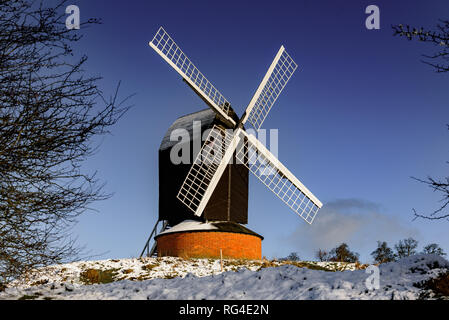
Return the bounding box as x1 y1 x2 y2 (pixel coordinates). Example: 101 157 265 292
0 0 130 284
392 20 449 72
410 126 449 221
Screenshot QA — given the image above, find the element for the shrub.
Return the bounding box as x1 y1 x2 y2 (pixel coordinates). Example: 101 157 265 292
288 262 331 272
257 260 279 270
142 264 158 271
79 268 118 285
18 294 41 300
284 252 300 261
415 271 449 299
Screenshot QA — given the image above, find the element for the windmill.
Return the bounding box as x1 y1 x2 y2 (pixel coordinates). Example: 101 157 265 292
140 27 322 259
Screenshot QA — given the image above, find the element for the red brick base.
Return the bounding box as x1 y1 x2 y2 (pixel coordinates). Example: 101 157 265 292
156 231 262 260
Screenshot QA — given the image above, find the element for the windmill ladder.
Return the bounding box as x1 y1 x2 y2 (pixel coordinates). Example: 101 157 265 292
139 220 169 258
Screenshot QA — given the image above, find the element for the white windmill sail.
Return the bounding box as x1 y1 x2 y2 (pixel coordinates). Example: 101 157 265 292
177 125 242 216
149 27 236 127
241 46 298 130
236 130 322 224
155 30 323 223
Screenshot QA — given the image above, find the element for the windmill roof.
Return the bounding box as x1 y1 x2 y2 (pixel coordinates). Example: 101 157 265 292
159 108 216 151
155 220 263 239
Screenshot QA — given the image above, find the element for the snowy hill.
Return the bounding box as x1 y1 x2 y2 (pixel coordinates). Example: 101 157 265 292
1 254 448 300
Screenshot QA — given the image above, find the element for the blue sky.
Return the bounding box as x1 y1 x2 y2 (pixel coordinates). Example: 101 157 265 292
63 0 449 262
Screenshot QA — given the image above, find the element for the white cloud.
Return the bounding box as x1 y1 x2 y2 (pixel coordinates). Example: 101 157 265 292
286 198 420 262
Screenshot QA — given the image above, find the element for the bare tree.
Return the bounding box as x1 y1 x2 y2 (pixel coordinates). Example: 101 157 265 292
411 127 449 221
392 20 449 73
395 238 418 259
393 21 449 220
315 249 329 262
0 0 129 285
422 243 446 257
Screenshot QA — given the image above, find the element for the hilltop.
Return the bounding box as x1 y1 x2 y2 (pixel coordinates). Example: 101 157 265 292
1 254 448 300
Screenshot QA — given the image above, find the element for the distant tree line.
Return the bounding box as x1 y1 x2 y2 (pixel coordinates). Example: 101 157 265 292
369 238 446 264
282 238 446 263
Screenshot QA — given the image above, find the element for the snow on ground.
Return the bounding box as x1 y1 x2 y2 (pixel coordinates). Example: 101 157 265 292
6 255 359 289
1 254 448 300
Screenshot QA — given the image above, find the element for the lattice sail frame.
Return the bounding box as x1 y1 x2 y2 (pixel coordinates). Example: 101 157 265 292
149 27 236 127
177 126 322 224
235 130 322 224
242 46 298 130
177 125 241 216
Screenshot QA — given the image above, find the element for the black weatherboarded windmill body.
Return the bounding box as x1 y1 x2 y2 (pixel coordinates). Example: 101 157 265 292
140 27 323 259
159 108 249 226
